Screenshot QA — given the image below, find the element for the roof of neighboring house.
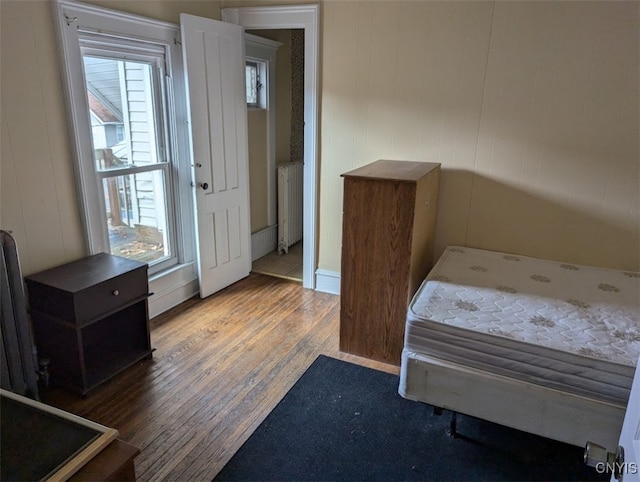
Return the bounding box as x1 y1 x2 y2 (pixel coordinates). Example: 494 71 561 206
87 90 120 123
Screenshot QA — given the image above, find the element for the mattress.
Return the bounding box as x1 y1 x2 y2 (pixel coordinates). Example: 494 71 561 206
404 246 640 405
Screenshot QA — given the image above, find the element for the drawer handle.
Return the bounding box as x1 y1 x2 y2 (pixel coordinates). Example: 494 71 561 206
112 289 120 296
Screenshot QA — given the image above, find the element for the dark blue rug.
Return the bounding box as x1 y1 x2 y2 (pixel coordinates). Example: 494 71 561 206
215 355 607 481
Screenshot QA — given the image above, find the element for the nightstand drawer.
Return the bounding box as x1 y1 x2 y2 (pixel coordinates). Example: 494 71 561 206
69 267 147 323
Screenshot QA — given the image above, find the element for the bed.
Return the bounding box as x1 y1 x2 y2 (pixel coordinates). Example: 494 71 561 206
398 246 640 449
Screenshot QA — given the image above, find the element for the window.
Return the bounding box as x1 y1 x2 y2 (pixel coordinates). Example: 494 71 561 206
115 124 125 143
245 61 259 105
81 46 175 268
245 59 266 109
54 1 196 280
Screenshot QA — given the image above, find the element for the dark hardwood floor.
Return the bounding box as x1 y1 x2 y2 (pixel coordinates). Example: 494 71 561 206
44 273 399 481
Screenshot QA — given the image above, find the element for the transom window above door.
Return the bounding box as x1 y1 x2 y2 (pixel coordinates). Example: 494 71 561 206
245 59 267 109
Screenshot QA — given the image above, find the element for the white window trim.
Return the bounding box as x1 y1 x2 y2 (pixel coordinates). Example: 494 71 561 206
53 0 198 317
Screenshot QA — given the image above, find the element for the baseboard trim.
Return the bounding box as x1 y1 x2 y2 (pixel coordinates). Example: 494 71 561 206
149 262 199 318
252 225 278 261
149 279 199 319
314 269 340 295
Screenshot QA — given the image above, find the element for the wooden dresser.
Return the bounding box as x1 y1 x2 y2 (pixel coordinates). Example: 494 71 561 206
340 160 440 365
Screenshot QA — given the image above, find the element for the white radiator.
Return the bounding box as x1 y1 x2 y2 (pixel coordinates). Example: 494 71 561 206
277 161 303 254
1 230 40 399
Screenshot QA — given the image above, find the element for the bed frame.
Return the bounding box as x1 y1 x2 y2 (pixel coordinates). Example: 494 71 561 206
399 349 627 450
397 245 638 451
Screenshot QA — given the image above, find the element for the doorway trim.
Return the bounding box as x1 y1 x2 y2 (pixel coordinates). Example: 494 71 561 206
222 4 319 290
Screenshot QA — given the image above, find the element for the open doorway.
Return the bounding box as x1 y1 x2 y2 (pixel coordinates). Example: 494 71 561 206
252 239 302 281
222 5 319 290
246 28 304 282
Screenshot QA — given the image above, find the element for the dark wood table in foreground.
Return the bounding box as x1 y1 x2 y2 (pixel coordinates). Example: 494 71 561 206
71 438 140 481
0 389 139 481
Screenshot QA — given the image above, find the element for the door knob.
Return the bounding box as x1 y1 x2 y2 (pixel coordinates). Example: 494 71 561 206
200 182 208 190
584 441 625 480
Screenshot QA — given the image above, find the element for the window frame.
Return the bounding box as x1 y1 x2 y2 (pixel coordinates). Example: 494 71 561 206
245 57 267 110
80 44 178 272
53 0 196 279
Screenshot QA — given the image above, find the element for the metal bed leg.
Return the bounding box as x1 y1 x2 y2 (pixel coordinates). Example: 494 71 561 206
448 411 458 438
434 407 458 438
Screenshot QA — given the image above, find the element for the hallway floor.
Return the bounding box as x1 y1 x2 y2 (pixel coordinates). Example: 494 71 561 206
252 241 302 282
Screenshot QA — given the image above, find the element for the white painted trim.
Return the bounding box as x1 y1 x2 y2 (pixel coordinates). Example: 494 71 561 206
55 0 176 30
245 32 283 51
149 279 199 319
251 224 278 261
148 261 198 318
223 4 319 291
314 269 340 296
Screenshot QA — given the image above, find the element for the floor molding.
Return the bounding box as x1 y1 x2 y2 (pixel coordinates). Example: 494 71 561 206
149 278 199 319
315 269 340 295
252 225 278 261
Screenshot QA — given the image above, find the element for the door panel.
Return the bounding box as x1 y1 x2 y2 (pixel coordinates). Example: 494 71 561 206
616 356 640 481
181 14 251 298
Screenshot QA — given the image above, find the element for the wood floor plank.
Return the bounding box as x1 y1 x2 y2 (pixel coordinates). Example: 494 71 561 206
44 273 399 481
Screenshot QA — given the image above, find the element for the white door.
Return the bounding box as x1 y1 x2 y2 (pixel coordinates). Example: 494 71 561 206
181 14 251 298
615 357 640 481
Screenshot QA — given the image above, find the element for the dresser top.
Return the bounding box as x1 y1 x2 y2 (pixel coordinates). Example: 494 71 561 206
341 160 440 182
25 253 146 293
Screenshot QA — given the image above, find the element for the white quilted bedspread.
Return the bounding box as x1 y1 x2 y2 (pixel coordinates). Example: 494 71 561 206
410 246 640 368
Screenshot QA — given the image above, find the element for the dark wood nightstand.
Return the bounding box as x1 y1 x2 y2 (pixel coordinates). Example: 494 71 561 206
25 253 153 395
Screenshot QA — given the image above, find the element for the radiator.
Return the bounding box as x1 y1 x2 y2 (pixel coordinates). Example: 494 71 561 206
277 161 303 254
1 230 39 399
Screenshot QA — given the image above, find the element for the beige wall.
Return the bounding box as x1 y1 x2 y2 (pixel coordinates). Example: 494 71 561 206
2 0 638 280
247 109 269 232
73 0 221 23
320 0 639 273
250 29 293 165
467 1 638 268
2 0 85 277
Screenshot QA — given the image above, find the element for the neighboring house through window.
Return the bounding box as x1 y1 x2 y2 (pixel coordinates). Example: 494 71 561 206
81 47 175 270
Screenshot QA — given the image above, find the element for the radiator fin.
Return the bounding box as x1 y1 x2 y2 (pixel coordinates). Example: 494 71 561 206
1 230 39 399
277 162 303 254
